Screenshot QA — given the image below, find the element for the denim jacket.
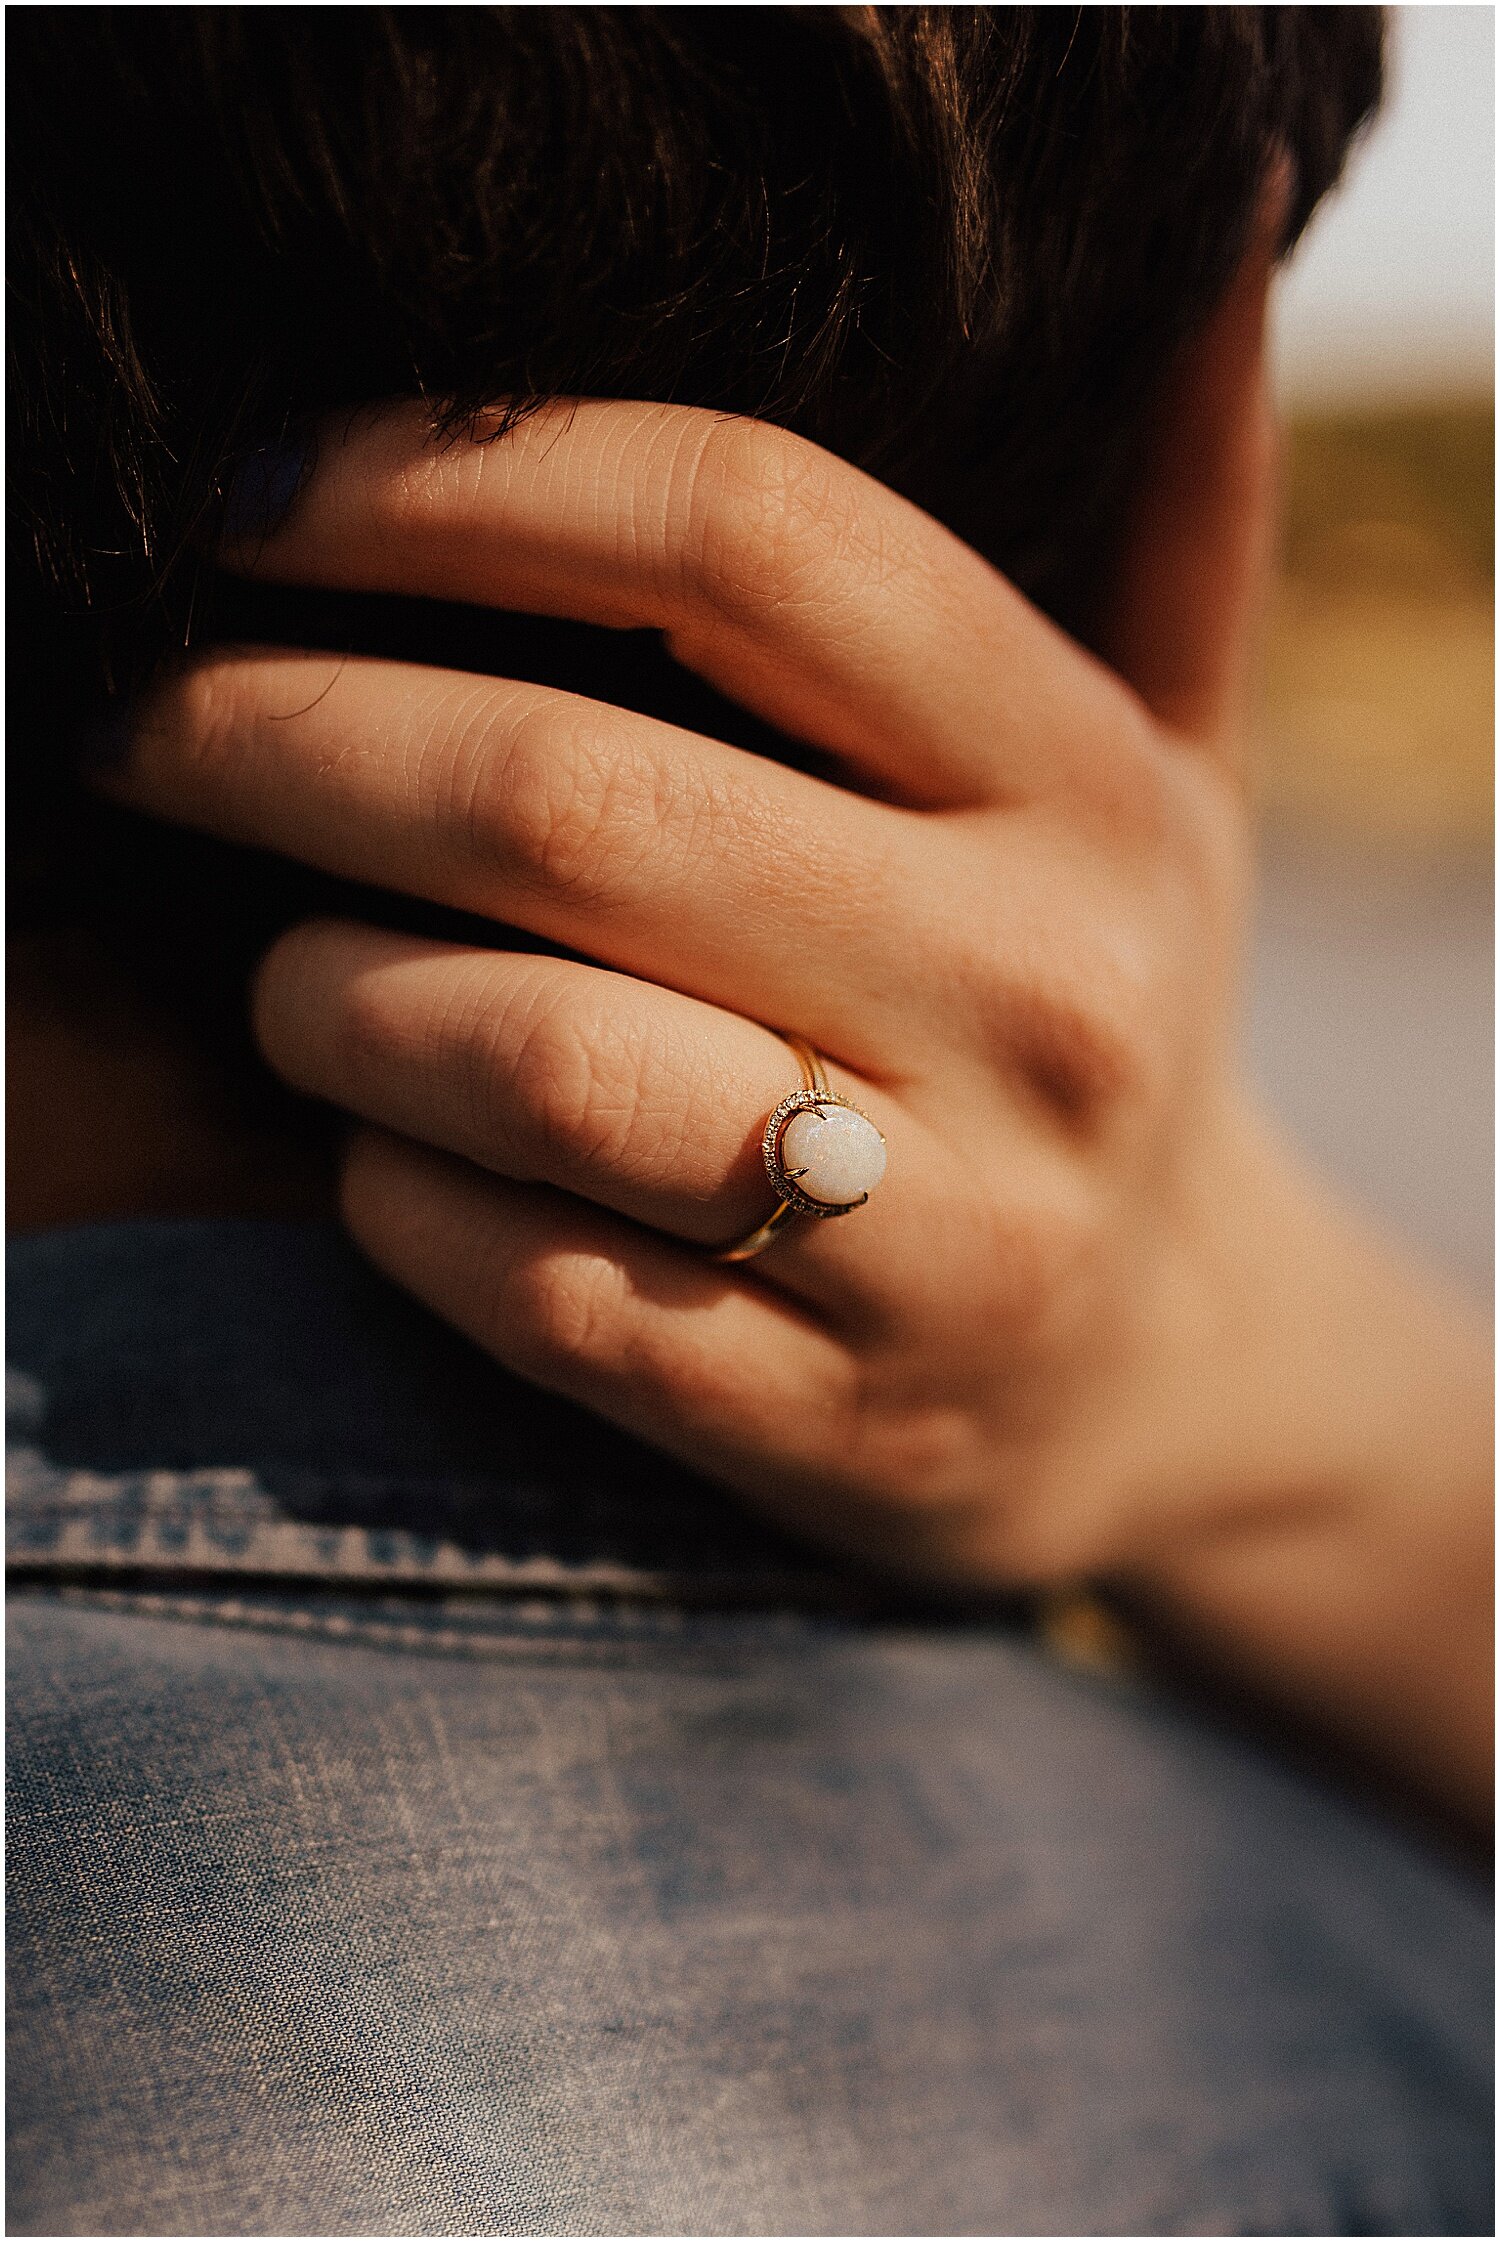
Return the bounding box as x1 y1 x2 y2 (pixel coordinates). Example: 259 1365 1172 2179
8 1220 1492 2236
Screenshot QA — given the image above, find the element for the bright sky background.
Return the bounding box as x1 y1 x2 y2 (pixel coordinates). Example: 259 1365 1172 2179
1273 3 1495 404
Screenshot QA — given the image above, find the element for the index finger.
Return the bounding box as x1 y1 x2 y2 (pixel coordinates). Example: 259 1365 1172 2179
224 399 1134 810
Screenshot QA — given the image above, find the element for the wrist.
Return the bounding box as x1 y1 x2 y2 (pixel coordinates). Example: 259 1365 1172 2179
1101 1094 1493 1814
1139 1096 1487 1532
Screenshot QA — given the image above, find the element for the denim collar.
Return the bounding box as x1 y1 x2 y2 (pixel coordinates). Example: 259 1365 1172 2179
7 1218 856 1610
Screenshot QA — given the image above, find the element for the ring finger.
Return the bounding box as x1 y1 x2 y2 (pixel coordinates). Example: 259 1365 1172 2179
254 916 931 1322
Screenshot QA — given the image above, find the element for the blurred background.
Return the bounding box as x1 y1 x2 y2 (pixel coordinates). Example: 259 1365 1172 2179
1250 0 1493 1295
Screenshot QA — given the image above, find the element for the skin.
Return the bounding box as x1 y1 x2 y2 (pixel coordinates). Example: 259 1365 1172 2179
20 233 1492 1822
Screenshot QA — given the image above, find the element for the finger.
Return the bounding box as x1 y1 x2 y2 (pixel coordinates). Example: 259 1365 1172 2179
253 918 924 1322
114 648 956 1070
1100 186 1284 753
338 1125 863 1503
223 396 1137 808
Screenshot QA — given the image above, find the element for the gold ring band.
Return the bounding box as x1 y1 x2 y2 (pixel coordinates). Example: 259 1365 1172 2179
712 1036 825 1263
712 1033 885 1263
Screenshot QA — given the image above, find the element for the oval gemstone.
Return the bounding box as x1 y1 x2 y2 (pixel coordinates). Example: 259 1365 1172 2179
779 1105 886 1206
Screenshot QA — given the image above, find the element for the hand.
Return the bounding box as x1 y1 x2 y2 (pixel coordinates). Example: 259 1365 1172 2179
105 243 1492 1814
108 376 1253 1574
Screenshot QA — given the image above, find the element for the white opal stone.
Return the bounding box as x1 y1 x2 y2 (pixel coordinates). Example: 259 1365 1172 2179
780 1105 886 1206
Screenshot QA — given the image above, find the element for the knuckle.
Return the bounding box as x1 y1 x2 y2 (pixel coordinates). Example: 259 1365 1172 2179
510 1247 628 1378
1023 967 1157 1126
468 699 663 911
939 917 1018 1043
685 417 855 625
1084 695 1181 845
953 907 1162 1134
1083 698 1248 920
654 1344 743 1426
499 982 651 1179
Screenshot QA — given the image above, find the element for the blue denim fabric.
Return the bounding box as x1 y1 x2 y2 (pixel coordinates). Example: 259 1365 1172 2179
8 1222 1494 2237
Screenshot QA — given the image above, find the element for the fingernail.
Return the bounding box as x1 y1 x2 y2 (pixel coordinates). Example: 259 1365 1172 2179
73 693 137 776
222 431 315 543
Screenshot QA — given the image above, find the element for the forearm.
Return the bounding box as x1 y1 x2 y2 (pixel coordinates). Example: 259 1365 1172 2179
1119 1106 1493 1822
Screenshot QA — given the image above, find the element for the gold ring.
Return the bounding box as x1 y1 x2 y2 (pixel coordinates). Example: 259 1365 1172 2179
712 1033 887 1263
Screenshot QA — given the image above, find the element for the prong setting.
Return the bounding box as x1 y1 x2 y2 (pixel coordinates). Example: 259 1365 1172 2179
762 1090 886 1218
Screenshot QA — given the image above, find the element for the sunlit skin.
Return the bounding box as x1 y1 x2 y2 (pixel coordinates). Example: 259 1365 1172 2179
61 231 1491 1821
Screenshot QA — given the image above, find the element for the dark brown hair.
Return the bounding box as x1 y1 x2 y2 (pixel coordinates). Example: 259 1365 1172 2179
9 6 1381 973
